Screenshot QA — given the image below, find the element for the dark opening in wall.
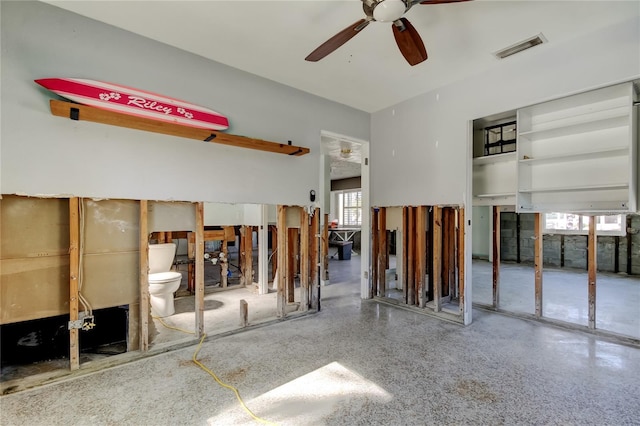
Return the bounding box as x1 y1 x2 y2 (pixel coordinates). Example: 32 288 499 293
0 307 128 368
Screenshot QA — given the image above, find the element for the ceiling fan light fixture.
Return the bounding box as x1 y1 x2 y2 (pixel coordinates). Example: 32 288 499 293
340 148 353 158
373 0 407 22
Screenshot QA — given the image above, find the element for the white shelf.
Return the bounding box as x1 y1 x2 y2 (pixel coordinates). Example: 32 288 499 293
475 192 516 198
515 82 636 214
472 152 517 166
518 112 628 141
519 183 629 194
518 147 628 165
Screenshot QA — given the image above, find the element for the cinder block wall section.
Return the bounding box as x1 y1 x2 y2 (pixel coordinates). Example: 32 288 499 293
501 213 640 275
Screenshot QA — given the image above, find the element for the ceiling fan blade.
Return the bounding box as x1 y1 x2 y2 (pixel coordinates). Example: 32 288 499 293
392 18 428 66
305 19 370 62
419 0 472 5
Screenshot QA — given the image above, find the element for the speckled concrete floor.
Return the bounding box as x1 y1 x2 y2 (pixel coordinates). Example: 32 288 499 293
1 259 639 425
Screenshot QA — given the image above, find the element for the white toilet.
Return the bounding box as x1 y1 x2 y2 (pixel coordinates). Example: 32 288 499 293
148 243 182 317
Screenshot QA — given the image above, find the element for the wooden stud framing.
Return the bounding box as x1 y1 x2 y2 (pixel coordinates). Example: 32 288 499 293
371 208 379 297
195 202 205 337
322 214 329 283
448 208 457 299
139 200 149 352
432 206 442 312
534 212 543 318
416 206 427 308
378 207 387 297
276 206 287 318
239 227 246 286
244 225 253 286
310 208 320 311
402 207 409 304
407 207 416 306
492 206 501 309
221 238 228 288
271 225 278 281
457 208 466 315
69 197 80 370
300 208 310 311
427 208 434 303
50 99 310 156
287 228 297 303
588 216 597 330
442 208 451 298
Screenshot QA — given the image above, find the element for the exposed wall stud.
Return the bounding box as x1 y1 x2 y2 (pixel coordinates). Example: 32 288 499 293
534 212 543 318
402 207 409 304
378 207 387 297
432 206 442 312
407 207 416 305
277 205 287 318
310 208 320 310
244 225 253 286
69 197 80 370
287 227 297 303
458 208 465 315
300 207 310 311
371 208 379 297
493 206 501 309
139 200 149 352
195 202 205 337
322 214 329 284
588 216 597 330
416 206 427 308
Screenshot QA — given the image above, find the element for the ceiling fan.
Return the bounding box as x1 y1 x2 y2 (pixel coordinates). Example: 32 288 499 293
305 0 471 66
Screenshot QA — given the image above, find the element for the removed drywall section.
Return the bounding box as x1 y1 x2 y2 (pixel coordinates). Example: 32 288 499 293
1 196 70 324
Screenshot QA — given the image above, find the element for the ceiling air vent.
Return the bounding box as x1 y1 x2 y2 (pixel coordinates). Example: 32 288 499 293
494 33 546 59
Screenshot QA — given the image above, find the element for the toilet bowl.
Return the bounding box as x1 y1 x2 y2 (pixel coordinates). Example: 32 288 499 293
148 243 182 317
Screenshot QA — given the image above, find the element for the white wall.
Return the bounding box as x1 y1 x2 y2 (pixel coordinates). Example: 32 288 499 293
370 15 640 207
0 2 369 206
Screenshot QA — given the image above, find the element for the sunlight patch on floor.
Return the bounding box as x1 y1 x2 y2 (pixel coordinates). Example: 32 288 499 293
207 361 392 425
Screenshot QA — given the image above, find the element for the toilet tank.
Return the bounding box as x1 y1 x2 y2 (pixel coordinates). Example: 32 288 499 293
148 243 177 274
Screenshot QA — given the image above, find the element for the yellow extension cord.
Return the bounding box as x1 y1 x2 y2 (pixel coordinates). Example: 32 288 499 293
153 316 278 426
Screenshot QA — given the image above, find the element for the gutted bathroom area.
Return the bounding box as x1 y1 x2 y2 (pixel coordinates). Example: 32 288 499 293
0 196 322 391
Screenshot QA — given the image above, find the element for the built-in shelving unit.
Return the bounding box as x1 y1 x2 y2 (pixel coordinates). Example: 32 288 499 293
516 82 637 213
48 99 310 156
473 134 517 206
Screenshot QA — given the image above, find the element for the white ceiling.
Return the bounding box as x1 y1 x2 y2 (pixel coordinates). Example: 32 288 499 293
43 1 639 114
39 1 639 181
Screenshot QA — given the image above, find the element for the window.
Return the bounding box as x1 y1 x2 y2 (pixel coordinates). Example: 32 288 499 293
340 190 362 226
544 213 626 236
484 121 516 156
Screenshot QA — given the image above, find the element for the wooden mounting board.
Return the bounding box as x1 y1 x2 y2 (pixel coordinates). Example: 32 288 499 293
49 99 310 156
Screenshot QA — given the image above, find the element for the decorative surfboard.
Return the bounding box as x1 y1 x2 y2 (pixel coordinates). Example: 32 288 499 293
35 78 229 130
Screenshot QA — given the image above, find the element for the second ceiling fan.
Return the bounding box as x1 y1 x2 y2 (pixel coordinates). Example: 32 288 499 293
305 0 471 66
